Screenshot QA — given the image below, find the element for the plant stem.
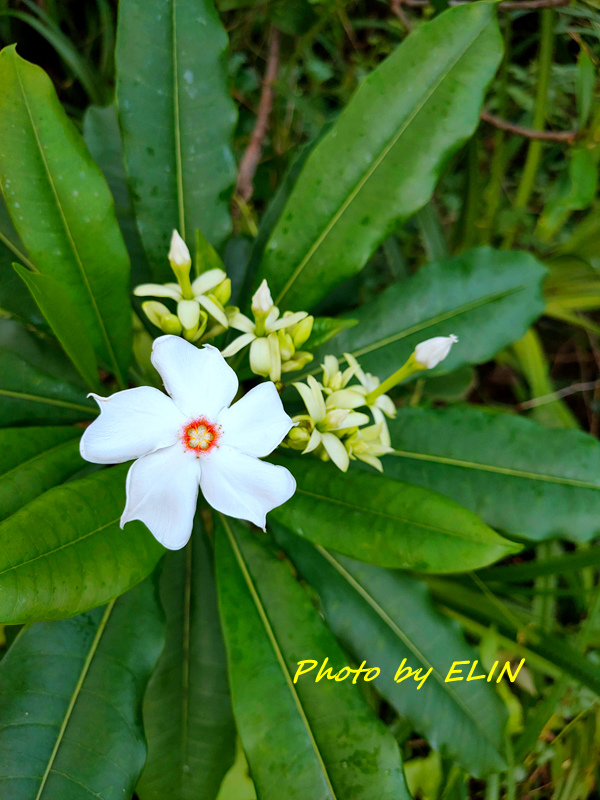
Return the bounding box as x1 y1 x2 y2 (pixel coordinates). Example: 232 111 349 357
502 9 555 249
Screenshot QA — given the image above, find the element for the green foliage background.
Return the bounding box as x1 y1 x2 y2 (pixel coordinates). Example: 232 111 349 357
0 0 599 798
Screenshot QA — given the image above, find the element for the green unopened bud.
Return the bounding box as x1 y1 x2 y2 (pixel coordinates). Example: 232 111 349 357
249 337 272 378
185 309 209 343
142 300 182 335
285 419 312 451
281 351 313 373
212 278 232 306
291 315 314 348
277 330 295 362
168 229 194 299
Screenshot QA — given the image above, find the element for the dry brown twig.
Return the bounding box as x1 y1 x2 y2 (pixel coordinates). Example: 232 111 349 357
235 27 281 204
480 110 577 142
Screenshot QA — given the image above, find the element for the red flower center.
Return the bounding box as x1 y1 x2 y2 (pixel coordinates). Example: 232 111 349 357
182 417 221 455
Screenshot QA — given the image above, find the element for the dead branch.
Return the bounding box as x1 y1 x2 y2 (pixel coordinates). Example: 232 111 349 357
235 27 281 204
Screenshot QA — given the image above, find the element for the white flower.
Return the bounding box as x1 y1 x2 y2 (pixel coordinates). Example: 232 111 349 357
343 353 396 446
168 229 192 268
80 336 296 549
252 279 274 314
414 334 458 369
221 279 310 380
293 375 369 472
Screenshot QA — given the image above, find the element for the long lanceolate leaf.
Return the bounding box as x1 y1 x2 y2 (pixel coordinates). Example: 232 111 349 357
254 2 503 311
386 405 600 543
274 525 507 777
0 576 164 799
306 248 547 381
116 0 237 281
0 466 164 624
0 426 82 521
138 524 236 800
271 457 519 573
216 516 410 800
0 46 132 387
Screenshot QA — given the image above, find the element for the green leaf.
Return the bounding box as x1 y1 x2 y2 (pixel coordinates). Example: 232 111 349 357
274 524 507 777
254 2 503 310
0 576 165 799
14 265 101 391
576 47 594 129
138 523 236 800
83 104 150 286
0 426 82 522
0 347 96 426
271 456 519 573
0 46 132 386
303 316 358 352
304 247 546 381
385 405 600 543
116 0 237 281
427 577 600 697
215 516 410 800
0 465 164 623
0 195 42 326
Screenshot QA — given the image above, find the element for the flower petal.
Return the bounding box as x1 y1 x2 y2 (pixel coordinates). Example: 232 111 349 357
133 283 182 300
192 268 227 296
198 294 229 328
121 445 201 550
200 445 295 529
228 312 255 334
321 432 350 472
267 310 308 332
80 387 185 464
217 382 294 457
221 331 256 358
151 336 239 419
177 299 201 331
293 375 326 421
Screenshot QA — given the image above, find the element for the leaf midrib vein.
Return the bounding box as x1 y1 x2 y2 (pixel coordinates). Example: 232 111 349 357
317 546 504 757
13 56 123 386
35 600 116 800
0 517 119 578
220 515 338 799
0 435 81 483
390 449 600 491
294 488 509 547
275 15 492 305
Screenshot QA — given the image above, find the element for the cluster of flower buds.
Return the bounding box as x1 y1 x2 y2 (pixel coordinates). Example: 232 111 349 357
221 279 314 382
134 230 235 343
283 334 458 472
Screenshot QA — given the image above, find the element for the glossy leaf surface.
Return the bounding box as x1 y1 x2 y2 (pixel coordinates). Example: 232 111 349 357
275 525 507 777
306 247 546 380
0 576 164 799
271 456 519 573
216 516 410 800
254 3 502 310
0 465 164 623
0 47 132 385
116 0 237 280
0 426 82 521
139 524 236 800
386 405 600 542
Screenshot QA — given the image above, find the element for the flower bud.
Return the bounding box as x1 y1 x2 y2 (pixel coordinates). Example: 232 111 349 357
251 279 274 315
168 229 194 300
281 351 313 373
249 337 272 378
169 229 191 269
277 330 295 362
142 301 183 335
291 315 314 348
414 334 458 369
212 278 232 307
